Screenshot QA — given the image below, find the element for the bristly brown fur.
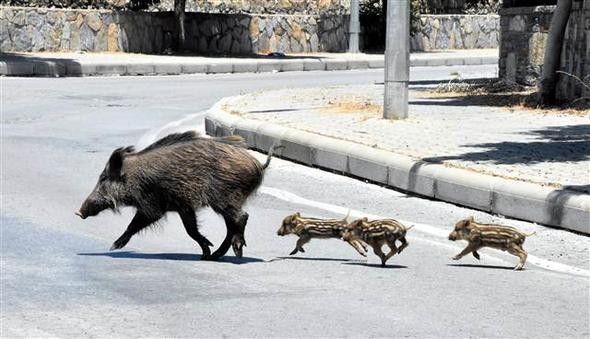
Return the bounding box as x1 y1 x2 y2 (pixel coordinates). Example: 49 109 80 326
77 131 279 260
448 216 533 270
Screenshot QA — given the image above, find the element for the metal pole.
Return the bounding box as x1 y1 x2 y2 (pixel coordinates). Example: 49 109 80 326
383 0 409 119
348 0 360 53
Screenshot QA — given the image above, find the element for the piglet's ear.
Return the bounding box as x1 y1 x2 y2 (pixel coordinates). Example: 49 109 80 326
107 146 134 178
467 216 475 223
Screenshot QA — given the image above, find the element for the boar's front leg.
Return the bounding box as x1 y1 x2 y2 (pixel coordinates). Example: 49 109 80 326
111 212 160 250
178 209 213 259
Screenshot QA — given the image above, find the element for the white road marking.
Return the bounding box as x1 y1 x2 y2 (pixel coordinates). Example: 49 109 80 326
136 112 206 150
259 186 590 278
136 119 589 278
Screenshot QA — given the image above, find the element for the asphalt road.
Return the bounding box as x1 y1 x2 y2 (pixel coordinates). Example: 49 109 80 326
2 66 589 338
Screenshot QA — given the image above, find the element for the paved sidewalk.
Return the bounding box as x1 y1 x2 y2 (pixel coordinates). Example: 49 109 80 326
205 84 590 234
0 49 498 77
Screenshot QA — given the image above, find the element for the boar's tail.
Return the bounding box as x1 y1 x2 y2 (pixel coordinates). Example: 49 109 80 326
140 131 200 153
342 209 351 222
262 142 284 170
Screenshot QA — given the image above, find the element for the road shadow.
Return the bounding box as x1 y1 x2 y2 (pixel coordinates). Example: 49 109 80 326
343 262 408 269
78 251 264 264
447 263 516 271
421 124 590 167
269 256 356 263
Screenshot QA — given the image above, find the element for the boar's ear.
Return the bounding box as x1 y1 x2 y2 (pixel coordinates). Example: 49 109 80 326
107 146 134 178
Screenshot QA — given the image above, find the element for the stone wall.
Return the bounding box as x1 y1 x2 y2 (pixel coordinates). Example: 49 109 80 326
498 6 554 85
499 0 590 104
411 14 499 51
0 0 350 14
556 0 590 103
0 6 348 54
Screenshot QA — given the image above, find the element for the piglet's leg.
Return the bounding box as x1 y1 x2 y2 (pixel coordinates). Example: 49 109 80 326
290 234 311 255
346 239 367 257
396 236 409 254
372 244 388 266
385 238 399 262
507 244 528 270
472 251 480 260
452 243 479 260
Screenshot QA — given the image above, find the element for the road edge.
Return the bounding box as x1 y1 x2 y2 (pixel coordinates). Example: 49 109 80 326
0 54 498 77
205 96 590 235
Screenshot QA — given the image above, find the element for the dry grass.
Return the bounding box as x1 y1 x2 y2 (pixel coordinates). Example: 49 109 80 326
417 79 590 117
323 99 382 114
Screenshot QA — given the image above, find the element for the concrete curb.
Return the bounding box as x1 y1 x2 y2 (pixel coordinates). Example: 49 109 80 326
0 54 498 77
205 96 590 235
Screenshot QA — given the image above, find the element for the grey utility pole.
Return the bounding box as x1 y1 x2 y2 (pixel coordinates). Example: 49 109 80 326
348 0 360 53
383 0 409 119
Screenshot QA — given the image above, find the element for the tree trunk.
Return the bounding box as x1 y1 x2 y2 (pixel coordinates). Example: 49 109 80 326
538 0 572 106
174 0 187 51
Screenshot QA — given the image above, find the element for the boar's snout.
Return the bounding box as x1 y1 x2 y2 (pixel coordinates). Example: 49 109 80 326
77 194 111 220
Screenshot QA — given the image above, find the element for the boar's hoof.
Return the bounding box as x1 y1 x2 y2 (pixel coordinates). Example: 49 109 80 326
231 235 246 258
110 237 130 251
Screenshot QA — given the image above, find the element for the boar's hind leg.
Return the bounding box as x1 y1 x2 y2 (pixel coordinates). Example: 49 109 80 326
179 209 213 259
210 209 248 259
111 212 160 251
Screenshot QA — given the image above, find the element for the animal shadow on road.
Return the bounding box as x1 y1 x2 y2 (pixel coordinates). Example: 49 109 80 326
269 256 356 263
343 262 408 269
447 263 517 271
78 251 264 264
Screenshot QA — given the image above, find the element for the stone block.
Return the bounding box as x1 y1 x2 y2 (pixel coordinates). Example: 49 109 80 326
232 62 258 73
303 59 325 71
4 61 34 75
95 64 126 75
207 63 233 74
32 60 65 77
388 161 437 198
234 127 257 148
126 64 155 75
281 61 304 72
348 155 388 184
435 167 494 212
280 140 313 165
313 148 348 172
347 60 369 70
325 59 347 70
154 64 181 75
181 63 208 74
257 60 282 72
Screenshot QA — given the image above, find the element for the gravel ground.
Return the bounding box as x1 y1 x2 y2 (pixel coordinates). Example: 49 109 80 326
230 84 590 190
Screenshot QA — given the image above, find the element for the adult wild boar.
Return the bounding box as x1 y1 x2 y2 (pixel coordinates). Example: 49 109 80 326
76 131 278 260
